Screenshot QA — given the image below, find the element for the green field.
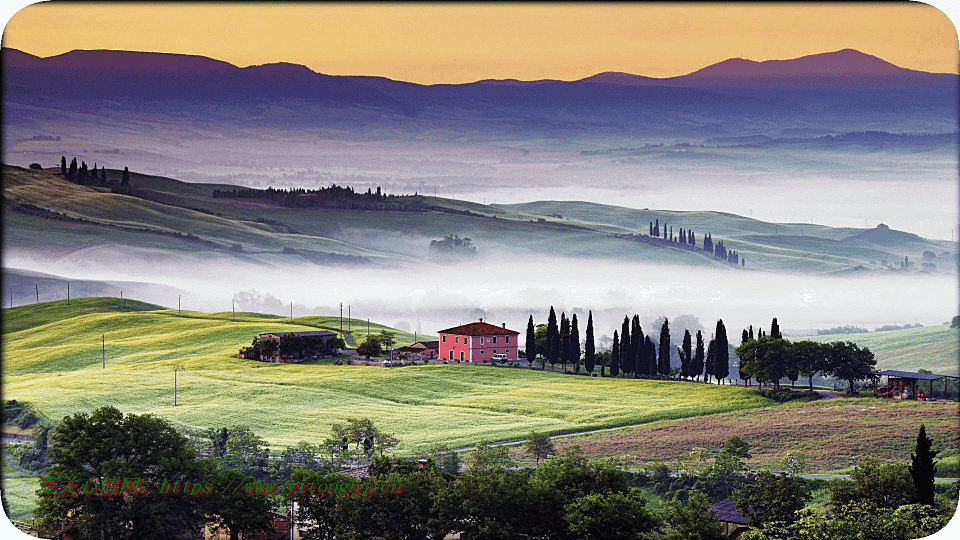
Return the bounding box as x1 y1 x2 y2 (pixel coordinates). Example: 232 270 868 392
810 325 959 375
3 298 773 453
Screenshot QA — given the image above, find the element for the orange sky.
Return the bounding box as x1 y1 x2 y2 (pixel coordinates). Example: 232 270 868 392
3 3 958 84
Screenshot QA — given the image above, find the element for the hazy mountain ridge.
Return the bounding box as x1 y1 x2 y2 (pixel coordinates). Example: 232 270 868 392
4 47 956 140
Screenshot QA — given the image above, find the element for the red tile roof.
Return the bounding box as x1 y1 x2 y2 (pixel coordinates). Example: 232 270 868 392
711 499 751 525
438 321 519 336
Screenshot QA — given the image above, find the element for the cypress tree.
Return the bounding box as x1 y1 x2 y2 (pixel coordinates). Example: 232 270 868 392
909 424 938 506
742 329 749 346
681 330 692 379
571 314 581 374
101 166 106 183
69 157 78 180
715 319 729 384
121 166 130 187
610 330 621 377
705 338 715 383
770 317 781 340
658 318 671 378
654 219 659 237
649 221 653 236
692 330 705 380
646 336 657 376
560 313 570 372
621 316 633 376
60 156 67 176
547 307 560 367
526 316 537 366
632 315 645 378
749 325 754 341
679 227 684 244
584 311 595 374
689 230 694 245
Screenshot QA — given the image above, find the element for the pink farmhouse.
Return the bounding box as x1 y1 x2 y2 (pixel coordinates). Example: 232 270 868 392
438 319 520 362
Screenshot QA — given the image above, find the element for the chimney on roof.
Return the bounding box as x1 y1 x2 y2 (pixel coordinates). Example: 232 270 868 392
480 318 483 323
502 323 506 328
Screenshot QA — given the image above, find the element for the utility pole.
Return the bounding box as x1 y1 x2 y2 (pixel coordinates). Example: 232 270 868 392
67 282 70 304
174 368 178 406
35 284 39 304
9 288 13 308
120 290 123 311
290 302 293 323
340 303 343 334
102 334 105 369
367 318 370 336
348 306 351 331
233 299 235 320
178 295 181 316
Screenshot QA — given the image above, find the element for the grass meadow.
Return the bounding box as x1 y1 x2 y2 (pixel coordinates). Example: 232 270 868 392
3 298 773 454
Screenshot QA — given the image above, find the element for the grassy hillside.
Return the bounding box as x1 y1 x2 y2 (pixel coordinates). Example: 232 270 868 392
810 325 959 375
8 164 952 274
499 200 956 273
3 299 773 453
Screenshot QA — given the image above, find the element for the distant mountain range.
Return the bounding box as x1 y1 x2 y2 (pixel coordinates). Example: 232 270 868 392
3 46 957 175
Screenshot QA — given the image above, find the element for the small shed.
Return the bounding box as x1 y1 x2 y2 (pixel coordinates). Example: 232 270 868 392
874 370 949 400
710 499 752 539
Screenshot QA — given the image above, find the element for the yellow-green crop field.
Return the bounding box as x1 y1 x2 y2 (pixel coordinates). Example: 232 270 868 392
3 298 774 454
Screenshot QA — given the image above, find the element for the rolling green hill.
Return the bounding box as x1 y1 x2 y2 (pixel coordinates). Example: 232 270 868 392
3 298 773 453
810 325 959 375
6 164 953 274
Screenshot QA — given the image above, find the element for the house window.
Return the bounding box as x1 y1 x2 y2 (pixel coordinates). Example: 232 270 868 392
455 337 459 344
506 336 510 344
442 335 446 343
460 351 464 361
493 349 497 354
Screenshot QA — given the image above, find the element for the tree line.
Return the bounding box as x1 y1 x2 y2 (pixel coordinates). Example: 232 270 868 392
57 155 129 187
523 310 879 392
211 184 433 211
633 218 744 267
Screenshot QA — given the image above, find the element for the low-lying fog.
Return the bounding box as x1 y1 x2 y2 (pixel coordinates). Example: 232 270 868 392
8 252 955 342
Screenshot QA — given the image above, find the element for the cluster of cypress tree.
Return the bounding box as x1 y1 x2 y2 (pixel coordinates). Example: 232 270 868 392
525 308 732 384
59 155 114 186
645 219 744 267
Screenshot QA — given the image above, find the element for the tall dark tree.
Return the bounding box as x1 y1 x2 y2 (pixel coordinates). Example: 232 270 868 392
714 319 730 384
692 330 705 380
526 315 537 366
645 336 656 377
560 312 570 372
909 424 938 506
101 166 107 184
658 318 671 378
705 338 715 384
621 316 633 376
637 329 650 378
649 221 653 236
654 219 660 237
688 230 695 245
60 156 67 175
547 306 560 366
770 317 782 340
749 325 754 340
610 330 621 377
630 315 643 378
584 311 595 374
681 330 692 379
68 157 78 180
571 313 581 374
121 166 130 186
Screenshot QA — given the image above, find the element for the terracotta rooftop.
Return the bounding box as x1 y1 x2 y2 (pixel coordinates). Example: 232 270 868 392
438 320 519 336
